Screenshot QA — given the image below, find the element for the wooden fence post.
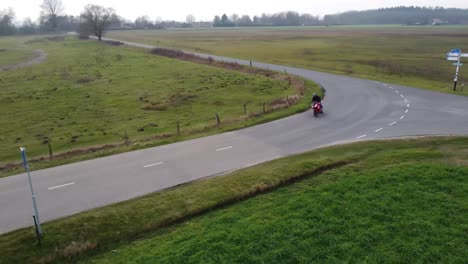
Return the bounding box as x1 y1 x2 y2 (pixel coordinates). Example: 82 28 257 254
48 142 53 158
215 112 221 126
124 129 129 145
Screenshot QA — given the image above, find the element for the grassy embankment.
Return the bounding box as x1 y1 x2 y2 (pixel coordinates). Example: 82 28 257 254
0 137 466 263
0 36 319 177
108 26 468 95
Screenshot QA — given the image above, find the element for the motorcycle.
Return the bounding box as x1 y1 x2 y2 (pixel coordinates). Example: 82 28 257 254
311 102 323 117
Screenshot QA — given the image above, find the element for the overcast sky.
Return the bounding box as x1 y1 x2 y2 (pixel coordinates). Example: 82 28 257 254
3 0 468 23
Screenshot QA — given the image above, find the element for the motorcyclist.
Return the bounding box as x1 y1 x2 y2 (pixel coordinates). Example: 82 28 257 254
312 93 322 104
311 93 323 113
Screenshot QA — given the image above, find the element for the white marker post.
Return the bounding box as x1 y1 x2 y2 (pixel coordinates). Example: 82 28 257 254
20 147 43 241
446 49 467 91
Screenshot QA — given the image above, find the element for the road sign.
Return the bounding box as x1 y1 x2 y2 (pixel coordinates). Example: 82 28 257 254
447 49 464 91
448 52 468 58
20 147 43 239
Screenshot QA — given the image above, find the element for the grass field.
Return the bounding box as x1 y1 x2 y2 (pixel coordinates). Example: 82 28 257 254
0 49 34 67
0 36 318 173
108 26 468 95
0 137 466 263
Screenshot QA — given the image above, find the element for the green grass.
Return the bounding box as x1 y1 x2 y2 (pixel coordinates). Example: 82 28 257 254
0 137 467 263
0 36 36 67
0 49 34 67
108 26 468 95
0 36 319 174
0 36 27 49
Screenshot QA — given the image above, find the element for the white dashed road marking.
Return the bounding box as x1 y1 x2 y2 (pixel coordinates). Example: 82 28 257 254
389 122 397 126
216 146 233 152
375 128 383 132
144 162 164 168
400 115 405 120
49 182 75 190
356 134 367 139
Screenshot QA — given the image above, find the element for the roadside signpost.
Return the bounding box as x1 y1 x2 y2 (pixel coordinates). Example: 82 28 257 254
446 49 467 91
20 147 43 243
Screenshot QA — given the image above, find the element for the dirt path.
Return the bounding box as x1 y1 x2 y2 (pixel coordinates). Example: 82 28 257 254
0 49 47 72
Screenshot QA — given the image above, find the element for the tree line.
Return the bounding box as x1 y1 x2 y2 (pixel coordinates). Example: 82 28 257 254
213 12 320 27
0 1 121 40
0 2 196 37
2 5 468 37
323 6 468 25
213 7 468 27
0 0 81 36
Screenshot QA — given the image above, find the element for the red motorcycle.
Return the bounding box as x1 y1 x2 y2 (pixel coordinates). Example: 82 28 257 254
312 102 323 117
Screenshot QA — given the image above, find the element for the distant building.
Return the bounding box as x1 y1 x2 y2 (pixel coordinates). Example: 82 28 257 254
121 23 134 29
432 18 447 26
192 22 213 28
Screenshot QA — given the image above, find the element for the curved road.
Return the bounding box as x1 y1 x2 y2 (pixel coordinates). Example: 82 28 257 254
1 39 467 234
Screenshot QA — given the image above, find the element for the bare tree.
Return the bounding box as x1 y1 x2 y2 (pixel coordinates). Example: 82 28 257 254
230 14 239 25
19 17 38 34
0 8 16 36
135 15 152 29
186 14 196 24
40 0 64 31
80 4 115 41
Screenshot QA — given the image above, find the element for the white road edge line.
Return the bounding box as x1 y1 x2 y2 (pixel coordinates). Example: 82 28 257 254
400 115 405 120
375 128 384 132
144 162 164 168
390 87 394 89
389 121 397 126
400 94 405 98
48 182 75 190
356 134 367 139
216 146 233 152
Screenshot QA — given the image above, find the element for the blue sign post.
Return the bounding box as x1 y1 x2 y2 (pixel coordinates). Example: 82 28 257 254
20 147 43 239
446 49 465 91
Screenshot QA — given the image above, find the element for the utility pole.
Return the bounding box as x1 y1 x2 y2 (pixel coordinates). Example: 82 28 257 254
20 147 43 240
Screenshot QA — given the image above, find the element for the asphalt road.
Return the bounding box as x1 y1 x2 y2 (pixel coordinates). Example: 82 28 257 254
1 39 467 234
